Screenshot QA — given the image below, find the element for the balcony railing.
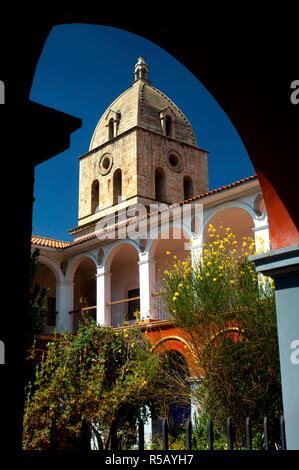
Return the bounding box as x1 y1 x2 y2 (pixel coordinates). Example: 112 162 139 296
107 296 140 328
69 306 97 334
152 292 170 321
68 292 170 333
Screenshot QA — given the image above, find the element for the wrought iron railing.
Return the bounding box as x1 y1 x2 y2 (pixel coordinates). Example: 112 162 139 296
107 296 140 327
152 292 171 321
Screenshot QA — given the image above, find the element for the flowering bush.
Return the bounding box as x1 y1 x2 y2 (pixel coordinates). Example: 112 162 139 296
161 225 282 447
23 318 177 450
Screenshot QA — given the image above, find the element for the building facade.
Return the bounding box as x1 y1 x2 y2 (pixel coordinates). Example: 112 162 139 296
31 56 270 387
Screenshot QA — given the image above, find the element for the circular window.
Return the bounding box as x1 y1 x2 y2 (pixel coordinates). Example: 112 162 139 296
165 150 183 172
99 153 113 175
168 153 179 167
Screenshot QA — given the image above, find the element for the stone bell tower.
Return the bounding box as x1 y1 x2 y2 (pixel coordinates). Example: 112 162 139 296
69 57 209 241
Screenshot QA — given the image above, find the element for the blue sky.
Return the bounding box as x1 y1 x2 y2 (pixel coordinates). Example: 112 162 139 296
30 24 255 242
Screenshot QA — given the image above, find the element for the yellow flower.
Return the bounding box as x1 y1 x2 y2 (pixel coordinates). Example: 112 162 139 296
229 280 235 284
207 261 212 266
124 334 128 338
166 251 171 255
219 244 224 250
173 255 177 259
219 266 223 270
178 283 183 288
173 309 176 313
172 296 177 302
118 349 121 353
206 272 210 277
115 332 119 336
131 343 135 348
174 292 180 297
243 241 247 247
213 278 217 282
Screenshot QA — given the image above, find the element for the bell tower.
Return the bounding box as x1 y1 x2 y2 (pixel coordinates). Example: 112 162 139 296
69 58 209 241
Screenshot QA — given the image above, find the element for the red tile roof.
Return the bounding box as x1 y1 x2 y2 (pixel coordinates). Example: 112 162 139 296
31 236 73 249
32 175 258 250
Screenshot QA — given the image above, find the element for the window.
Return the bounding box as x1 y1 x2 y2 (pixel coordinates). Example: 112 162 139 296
108 118 114 140
165 115 173 137
113 169 122 205
91 180 99 213
183 176 193 200
155 167 166 202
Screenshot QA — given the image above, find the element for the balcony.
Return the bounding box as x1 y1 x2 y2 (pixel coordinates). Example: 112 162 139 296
108 295 140 328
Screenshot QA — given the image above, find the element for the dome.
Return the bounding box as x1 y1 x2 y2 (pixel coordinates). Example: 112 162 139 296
89 57 197 150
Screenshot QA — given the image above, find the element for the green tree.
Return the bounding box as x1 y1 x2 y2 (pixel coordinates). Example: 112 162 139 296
22 317 184 450
161 225 282 448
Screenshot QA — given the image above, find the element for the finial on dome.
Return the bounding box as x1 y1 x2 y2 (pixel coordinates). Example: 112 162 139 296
134 56 151 84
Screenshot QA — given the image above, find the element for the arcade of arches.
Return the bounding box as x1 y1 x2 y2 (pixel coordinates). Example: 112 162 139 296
32 181 269 379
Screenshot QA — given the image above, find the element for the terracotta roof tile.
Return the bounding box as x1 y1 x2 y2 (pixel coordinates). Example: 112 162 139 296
31 236 73 249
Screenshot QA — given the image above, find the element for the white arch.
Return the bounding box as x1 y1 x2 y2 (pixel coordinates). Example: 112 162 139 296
38 255 65 284
203 201 257 230
102 239 141 271
147 220 193 259
65 252 98 282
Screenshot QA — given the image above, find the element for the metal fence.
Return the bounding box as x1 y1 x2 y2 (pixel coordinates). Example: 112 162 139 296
49 415 287 451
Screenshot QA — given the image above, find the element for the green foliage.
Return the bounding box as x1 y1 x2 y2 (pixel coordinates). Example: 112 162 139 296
161 226 282 447
28 248 49 346
22 317 174 450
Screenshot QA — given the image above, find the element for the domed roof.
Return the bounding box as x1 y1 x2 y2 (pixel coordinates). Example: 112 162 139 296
89 57 197 150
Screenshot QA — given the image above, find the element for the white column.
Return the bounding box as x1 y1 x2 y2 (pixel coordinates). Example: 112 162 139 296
56 280 74 333
138 253 156 320
253 218 270 288
187 377 200 424
253 220 270 253
96 266 111 325
190 234 203 271
143 405 152 449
